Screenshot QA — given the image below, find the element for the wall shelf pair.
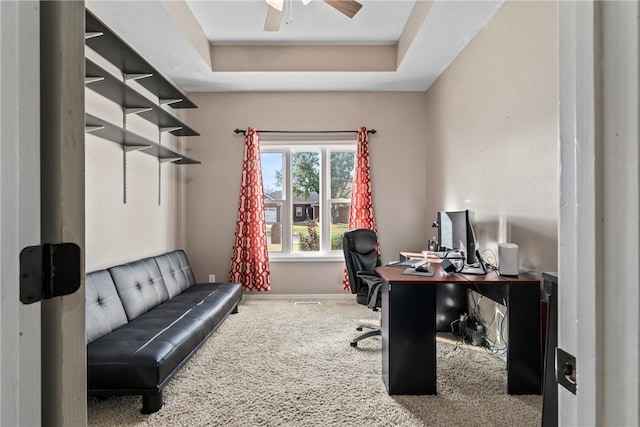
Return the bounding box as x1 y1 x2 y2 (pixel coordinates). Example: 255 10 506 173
85 58 199 138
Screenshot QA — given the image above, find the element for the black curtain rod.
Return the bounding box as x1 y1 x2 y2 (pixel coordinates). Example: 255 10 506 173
233 128 376 135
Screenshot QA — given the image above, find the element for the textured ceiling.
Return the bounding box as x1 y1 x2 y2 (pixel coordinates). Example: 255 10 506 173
186 0 415 45
87 0 504 92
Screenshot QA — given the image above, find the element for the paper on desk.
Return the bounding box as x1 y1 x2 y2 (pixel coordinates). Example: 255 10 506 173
401 268 436 277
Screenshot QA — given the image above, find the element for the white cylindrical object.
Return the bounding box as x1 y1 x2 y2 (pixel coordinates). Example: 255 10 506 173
498 243 519 276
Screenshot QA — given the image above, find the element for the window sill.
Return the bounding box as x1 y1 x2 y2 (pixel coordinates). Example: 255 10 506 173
268 254 345 263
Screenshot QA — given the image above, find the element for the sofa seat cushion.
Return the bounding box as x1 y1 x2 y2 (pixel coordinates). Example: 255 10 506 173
173 283 243 333
87 283 242 392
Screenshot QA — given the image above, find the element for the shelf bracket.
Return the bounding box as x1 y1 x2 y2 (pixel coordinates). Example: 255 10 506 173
124 144 151 152
160 126 182 133
124 73 153 81
122 143 152 204
160 98 183 106
159 157 182 164
84 31 103 39
124 107 153 115
158 153 162 206
85 125 104 133
85 76 104 84
122 146 129 204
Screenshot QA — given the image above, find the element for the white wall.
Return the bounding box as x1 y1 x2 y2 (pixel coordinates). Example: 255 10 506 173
424 0 558 276
184 92 429 293
423 0 558 342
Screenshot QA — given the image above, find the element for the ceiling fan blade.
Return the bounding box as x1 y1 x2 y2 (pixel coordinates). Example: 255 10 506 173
323 0 363 18
264 5 283 31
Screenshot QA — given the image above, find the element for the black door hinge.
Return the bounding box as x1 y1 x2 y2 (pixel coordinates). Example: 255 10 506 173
556 347 577 394
19 243 81 304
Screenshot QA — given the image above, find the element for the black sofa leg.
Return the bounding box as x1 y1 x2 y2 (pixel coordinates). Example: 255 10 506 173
232 304 239 314
141 391 163 414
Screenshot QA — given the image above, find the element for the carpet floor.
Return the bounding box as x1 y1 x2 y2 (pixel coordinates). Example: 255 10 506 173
88 298 542 426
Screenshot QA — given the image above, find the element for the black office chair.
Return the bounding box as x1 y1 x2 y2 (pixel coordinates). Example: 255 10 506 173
342 229 383 347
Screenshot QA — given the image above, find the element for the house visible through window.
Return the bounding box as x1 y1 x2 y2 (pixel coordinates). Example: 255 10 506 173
260 142 355 256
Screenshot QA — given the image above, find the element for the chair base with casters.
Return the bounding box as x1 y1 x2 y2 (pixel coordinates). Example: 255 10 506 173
350 321 381 347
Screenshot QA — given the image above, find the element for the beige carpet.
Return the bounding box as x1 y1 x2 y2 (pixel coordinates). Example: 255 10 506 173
88 298 541 426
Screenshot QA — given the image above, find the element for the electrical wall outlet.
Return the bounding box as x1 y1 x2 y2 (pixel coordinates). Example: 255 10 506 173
208 274 216 283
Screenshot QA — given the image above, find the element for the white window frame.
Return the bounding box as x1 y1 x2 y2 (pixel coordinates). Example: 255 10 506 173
261 140 355 261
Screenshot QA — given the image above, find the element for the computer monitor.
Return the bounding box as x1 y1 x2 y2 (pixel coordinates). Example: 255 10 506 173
437 210 478 264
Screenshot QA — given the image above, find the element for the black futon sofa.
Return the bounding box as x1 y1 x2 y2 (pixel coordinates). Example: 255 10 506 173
85 250 242 414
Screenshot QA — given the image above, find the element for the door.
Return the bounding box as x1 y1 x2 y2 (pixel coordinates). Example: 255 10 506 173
558 1 639 425
40 2 87 425
0 2 42 425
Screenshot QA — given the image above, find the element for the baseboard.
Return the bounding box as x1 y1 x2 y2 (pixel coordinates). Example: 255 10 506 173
242 293 351 301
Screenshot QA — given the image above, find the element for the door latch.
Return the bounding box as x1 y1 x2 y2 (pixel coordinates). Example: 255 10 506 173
20 243 81 304
556 347 577 394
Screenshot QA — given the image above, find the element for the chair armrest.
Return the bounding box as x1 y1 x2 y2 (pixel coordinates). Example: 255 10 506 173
356 271 383 309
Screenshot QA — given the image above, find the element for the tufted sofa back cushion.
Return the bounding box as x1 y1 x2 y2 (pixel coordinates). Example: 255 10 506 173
154 250 196 298
108 257 169 321
85 270 128 344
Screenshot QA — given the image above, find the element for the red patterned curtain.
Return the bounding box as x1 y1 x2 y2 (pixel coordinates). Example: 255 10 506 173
229 128 271 291
343 127 378 290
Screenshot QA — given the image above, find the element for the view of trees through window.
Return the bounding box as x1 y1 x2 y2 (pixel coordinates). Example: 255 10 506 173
261 146 355 255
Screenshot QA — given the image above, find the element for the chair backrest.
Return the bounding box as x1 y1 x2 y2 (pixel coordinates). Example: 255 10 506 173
342 229 381 295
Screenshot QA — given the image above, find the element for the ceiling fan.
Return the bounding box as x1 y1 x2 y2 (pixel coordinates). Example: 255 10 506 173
264 0 363 31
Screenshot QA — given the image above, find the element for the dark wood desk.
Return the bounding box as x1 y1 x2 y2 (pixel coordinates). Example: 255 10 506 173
376 264 541 396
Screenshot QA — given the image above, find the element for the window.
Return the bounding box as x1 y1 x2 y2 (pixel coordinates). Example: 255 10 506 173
261 142 355 257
